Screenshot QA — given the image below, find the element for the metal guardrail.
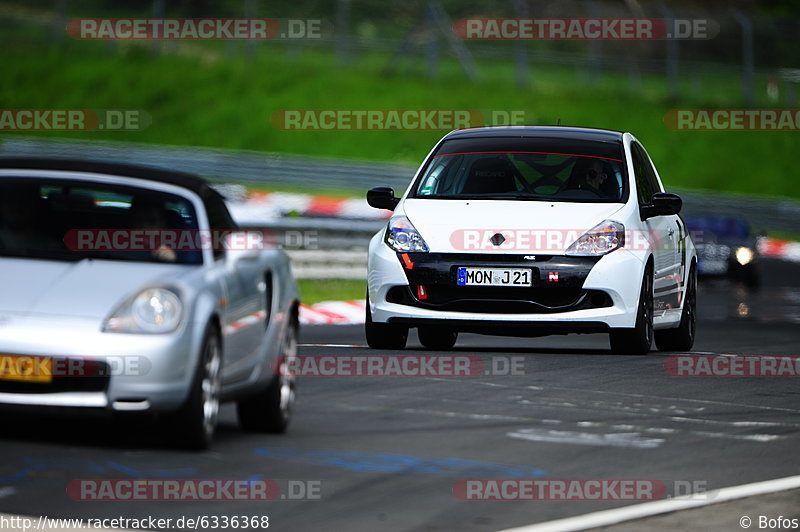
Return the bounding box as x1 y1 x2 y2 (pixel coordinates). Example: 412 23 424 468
1 137 799 236
286 249 368 279
243 218 383 251
0 137 417 191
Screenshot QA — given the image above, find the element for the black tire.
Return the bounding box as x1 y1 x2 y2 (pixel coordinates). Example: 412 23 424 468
237 319 298 433
609 264 654 355
171 324 222 450
364 295 408 349
418 327 458 350
655 264 697 351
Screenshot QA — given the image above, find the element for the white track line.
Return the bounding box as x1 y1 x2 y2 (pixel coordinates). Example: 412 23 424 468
299 344 364 348
498 474 800 532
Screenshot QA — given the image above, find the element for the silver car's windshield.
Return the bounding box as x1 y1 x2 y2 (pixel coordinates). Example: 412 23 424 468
0 177 202 265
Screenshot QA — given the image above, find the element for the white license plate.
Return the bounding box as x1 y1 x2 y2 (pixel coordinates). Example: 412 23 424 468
456 267 533 287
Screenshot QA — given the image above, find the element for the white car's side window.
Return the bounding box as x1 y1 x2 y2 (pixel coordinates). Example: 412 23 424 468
631 142 660 205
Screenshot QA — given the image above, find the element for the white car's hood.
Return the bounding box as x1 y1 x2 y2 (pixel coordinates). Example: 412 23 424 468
401 198 626 254
0 258 193 319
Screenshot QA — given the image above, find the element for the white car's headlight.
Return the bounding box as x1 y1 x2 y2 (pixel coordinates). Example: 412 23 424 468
565 220 625 256
735 246 754 265
385 215 429 253
104 288 184 334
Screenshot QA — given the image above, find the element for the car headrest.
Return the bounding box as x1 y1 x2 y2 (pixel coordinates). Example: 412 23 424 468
461 157 518 194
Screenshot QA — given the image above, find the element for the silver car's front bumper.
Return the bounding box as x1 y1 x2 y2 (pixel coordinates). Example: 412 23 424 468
0 313 201 412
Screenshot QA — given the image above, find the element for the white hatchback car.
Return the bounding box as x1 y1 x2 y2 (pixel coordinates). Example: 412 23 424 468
366 126 696 355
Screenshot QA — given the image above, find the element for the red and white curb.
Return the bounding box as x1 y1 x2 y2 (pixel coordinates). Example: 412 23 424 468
222 310 268 336
300 299 366 325
220 301 364 331
759 237 800 262
228 191 390 223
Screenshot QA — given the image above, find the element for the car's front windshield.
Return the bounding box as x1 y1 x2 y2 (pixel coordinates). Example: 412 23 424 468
0 177 202 265
413 137 627 203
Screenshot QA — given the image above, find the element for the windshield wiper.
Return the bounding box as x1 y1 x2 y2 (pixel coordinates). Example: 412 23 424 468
478 194 549 200
417 194 546 200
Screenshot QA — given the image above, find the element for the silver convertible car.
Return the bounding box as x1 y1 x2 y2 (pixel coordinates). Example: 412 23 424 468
0 159 300 449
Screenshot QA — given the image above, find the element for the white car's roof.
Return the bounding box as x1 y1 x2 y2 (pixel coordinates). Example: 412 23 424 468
444 125 625 143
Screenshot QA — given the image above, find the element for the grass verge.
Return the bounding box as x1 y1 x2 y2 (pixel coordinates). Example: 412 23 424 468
296 278 366 305
2 37 798 199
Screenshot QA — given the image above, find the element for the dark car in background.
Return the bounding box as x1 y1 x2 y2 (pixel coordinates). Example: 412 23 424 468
685 215 760 287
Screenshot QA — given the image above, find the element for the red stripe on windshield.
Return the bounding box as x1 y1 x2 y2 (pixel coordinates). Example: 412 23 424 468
432 151 622 162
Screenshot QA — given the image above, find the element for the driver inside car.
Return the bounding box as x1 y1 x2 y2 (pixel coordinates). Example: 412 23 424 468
129 196 178 263
564 158 609 197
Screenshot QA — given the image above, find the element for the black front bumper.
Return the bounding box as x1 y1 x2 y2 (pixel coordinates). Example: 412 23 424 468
386 316 610 337
388 253 612 314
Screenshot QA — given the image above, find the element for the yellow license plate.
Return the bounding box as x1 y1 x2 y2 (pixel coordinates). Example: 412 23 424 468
0 355 53 383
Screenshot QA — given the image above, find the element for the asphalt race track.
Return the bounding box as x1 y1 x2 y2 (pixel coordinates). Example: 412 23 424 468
1 259 798 531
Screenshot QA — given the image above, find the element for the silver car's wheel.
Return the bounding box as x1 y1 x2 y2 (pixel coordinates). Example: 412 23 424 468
237 319 298 433
271 322 297 425
171 325 221 450
278 324 297 419
200 337 222 439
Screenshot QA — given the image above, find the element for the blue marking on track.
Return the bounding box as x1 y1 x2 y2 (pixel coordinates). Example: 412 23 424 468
0 457 197 485
253 447 545 477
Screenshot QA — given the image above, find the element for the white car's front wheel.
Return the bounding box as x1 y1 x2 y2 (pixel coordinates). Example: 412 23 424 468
365 294 408 349
609 265 654 355
418 327 458 350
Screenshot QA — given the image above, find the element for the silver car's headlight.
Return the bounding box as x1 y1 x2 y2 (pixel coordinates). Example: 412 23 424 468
385 215 429 253
104 288 183 334
565 220 625 256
